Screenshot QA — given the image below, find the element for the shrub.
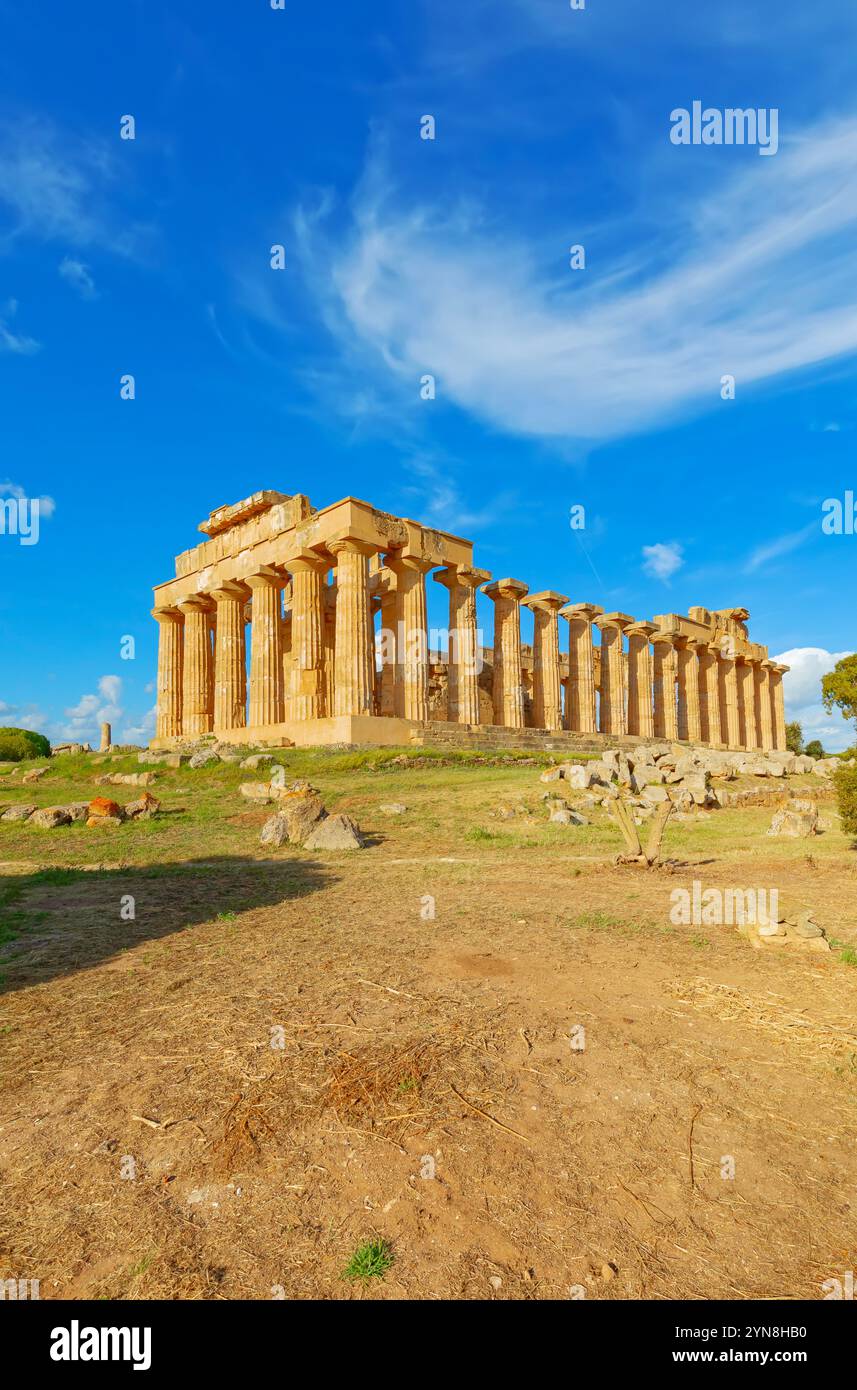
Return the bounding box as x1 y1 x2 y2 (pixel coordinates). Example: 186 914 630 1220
804 739 825 760
0 727 51 762
833 760 857 838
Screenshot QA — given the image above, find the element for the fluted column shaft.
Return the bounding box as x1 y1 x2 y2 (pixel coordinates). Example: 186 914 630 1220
626 626 655 738
652 634 679 741
677 640 702 743
484 580 528 728
153 608 183 739
524 594 566 732
289 557 328 721
770 667 787 751
211 585 248 731
597 617 629 736
736 659 756 750
386 556 431 723
436 566 486 725
247 572 285 727
178 599 214 737
561 604 602 733
698 643 723 747
378 588 398 716
331 540 376 717
757 662 774 751
719 652 741 749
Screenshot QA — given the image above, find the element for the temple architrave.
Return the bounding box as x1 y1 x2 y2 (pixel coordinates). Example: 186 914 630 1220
151 490 789 751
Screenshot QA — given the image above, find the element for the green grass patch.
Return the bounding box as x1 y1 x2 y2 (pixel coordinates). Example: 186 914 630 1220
341 1238 394 1282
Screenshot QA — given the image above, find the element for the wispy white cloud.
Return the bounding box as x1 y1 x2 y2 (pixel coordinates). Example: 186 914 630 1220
293 117 857 444
62 674 124 738
58 255 97 299
642 541 684 582
745 521 817 571
0 298 39 355
0 479 56 516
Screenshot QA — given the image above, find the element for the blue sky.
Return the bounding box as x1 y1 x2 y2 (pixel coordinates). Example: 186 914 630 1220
1 0 855 748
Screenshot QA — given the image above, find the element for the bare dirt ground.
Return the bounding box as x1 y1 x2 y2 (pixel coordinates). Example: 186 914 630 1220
1 749 855 1300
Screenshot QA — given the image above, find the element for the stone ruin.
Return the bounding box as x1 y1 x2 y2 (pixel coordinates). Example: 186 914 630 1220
150 490 789 751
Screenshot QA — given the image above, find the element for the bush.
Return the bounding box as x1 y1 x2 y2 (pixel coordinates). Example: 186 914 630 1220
0 727 51 762
833 760 857 838
804 739 826 759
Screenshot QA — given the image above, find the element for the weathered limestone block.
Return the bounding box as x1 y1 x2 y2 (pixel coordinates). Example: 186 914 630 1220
1 804 37 821
31 806 72 829
303 812 364 850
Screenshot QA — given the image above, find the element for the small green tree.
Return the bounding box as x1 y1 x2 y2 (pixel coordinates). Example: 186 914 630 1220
822 654 857 739
0 727 51 761
785 721 804 754
833 761 857 838
804 739 825 759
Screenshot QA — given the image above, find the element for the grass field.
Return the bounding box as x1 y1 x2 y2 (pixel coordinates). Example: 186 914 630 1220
1 747 855 1300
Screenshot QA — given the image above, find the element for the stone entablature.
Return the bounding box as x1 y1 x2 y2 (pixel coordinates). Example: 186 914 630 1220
151 490 789 752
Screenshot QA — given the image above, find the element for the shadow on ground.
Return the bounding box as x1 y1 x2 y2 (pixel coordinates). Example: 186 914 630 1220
0 855 333 995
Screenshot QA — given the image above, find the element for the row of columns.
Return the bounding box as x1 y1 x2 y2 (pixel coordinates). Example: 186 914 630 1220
155 552 787 751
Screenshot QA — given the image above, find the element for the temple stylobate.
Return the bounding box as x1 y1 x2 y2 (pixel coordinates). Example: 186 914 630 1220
151 490 789 751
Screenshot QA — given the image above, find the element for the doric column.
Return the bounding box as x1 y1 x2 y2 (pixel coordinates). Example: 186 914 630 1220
718 645 741 749
698 642 723 748
385 554 432 723
522 591 568 731
178 597 214 737
323 584 337 718
625 621 657 738
289 552 329 721
652 629 679 741
482 578 528 728
736 658 756 750
330 538 376 717
435 565 490 725
770 663 789 751
152 606 183 739
246 569 285 727
676 637 703 744
211 583 249 731
378 584 399 717
560 603 603 733
596 613 632 737
756 660 774 751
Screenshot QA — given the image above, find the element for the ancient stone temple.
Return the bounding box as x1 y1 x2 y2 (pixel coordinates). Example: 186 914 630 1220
151 491 789 752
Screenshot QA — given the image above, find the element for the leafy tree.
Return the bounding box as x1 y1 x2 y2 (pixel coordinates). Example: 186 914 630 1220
822 654 857 736
0 727 51 762
833 761 857 838
785 721 804 754
804 739 825 760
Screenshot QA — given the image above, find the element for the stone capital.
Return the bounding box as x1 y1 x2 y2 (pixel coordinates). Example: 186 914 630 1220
210 581 251 603
152 605 182 624
560 601 604 624
177 595 215 615
245 566 285 591
625 621 658 640
596 611 634 633
385 551 433 577
288 549 330 576
434 563 490 592
651 626 681 646
482 577 529 602
523 590 569 615
329 535 377 560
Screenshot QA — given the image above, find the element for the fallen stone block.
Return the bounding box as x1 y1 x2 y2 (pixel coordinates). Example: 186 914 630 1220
1 804 36 822
260 812 291 847
22 767 48 784
189 749 221 768
87 797 126 826
303 813 364 851
277 790 326 844
239 781 274 804
380 803 408 815
30 806 72 829
549 806 588 826
125 792 161 819
768 807 818 838
240 753 276 770
138 751 190 767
